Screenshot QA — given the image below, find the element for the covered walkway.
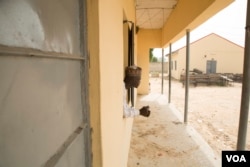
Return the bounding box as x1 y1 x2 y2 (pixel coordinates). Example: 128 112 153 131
128 87 221 166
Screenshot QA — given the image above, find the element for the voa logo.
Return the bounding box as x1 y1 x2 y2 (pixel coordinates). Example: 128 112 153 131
226 154 247 163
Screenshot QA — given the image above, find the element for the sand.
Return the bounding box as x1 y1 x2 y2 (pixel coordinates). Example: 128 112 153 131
166 78 250 154
128 77 250 166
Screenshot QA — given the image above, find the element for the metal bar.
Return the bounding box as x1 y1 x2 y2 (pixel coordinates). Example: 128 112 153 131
0 45 84 61
131 23 135 106
136 7 174 10
161 48 164 94
127 24 131 104
184 29 190 123
125 21 135 106
168 43 172 103
237 0 250 150
44 122 87 167
131 23 134 65
79 0 92 166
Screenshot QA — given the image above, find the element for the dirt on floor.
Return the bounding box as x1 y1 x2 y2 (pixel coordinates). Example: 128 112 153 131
150 77 250 155
128 77 250 167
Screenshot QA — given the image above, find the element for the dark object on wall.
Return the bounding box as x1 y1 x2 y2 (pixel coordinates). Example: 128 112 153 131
124 66 142 89
123 20 135 106
128 22 135 106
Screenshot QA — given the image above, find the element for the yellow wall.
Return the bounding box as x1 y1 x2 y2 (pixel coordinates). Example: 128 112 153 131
137 0 234 93
88 0 137 166
162 0 234 47
137 29 162 94
87 0 235 166
191 34 244 74
87 0 102 166
171 34 244 79
170 51 183 80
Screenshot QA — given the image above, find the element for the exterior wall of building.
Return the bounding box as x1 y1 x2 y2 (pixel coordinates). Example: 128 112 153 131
171 51 185 79
84 0 237 166
137 29 162 94
87 0 137 167
149 62 169 73
191 34 244 74
171 34 244 80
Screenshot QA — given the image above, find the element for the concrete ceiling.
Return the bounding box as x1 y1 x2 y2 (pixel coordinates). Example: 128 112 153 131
135 0 178 29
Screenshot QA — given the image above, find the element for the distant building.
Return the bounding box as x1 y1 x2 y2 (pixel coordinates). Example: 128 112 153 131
170 33 244 80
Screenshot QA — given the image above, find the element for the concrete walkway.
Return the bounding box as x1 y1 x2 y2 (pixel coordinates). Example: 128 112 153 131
128 92 221 167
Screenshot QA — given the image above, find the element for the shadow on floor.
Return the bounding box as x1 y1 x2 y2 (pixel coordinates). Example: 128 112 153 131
128 92 221 167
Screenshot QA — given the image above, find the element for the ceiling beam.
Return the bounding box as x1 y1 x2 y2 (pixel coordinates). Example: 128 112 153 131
162 0 234 47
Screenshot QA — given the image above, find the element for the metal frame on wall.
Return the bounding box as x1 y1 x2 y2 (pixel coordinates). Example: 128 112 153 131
124 20 135 107
0 0 92 166
79 0 92 165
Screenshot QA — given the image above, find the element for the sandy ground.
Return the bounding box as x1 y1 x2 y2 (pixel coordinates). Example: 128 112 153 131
166 78 250 154
128 77 250 166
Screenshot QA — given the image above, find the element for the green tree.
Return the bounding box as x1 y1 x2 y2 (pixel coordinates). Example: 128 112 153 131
151 57 158 62
149 48 154 62
149 48 159 62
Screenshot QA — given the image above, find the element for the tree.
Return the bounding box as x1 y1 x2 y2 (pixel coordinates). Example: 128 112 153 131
149 48 154 62
149 48 159 62
151 57 158 62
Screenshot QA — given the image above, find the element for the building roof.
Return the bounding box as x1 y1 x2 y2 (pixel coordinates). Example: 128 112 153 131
175 33 244 52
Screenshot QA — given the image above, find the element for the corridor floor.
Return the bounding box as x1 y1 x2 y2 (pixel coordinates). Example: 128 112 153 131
127 92 221 167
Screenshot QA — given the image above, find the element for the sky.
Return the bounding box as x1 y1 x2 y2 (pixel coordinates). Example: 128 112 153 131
153 0 247 58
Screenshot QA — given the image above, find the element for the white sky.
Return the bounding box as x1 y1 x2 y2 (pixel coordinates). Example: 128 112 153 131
153 0 247 57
